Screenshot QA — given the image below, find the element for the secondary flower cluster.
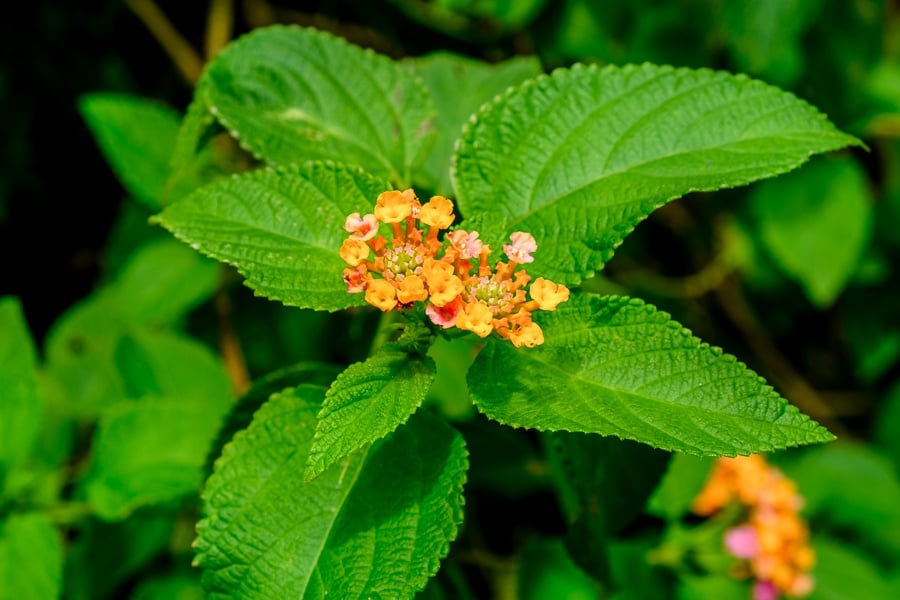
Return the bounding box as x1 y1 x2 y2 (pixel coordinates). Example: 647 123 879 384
692 455 815 600
340 189 569 347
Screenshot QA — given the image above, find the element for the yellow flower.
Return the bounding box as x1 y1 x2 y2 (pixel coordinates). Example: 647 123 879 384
455 302 493 337
419 196 454 229
510 321 544 348
340 239 369 266
396 274 428 304
374 190 412 223
365 278 397 311
530 277 570 311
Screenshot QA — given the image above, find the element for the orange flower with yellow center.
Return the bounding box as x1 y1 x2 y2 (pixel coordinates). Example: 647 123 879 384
339 189 570 347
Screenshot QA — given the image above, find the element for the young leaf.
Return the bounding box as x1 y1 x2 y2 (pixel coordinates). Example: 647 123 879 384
83 331 232 519
195 385 467 599
199 25 436 183
78 93 181 211
156 162 387 311
85 400 228 520
0 297 42 478
305 344 436 481
114 239 221 324
413 53 541 195
750 156 873 307
468 293 833 455
0 513 63 600
453 63 861 284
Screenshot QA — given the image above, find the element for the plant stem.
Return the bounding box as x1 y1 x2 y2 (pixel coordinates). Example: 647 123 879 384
205 0 234 60
125 0 204 86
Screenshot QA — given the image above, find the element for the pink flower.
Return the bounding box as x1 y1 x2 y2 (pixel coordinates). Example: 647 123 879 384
344 212 379 241
503 232 537 263
447 230 483 259
426 298 463 328
725 525 760 559
752 580 779 600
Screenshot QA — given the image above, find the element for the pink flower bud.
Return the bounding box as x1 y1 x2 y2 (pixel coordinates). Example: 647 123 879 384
503 231 537 263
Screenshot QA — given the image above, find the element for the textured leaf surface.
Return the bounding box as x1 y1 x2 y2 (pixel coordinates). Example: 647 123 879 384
468 293 834 455
751 156 872 307
414 53 540 195
79 93 181 210
0 513 62 600
453 63 861 284
195 386 467 599
156 162 387 311
0 297 42 477
305 344 436 480
200 25 435 182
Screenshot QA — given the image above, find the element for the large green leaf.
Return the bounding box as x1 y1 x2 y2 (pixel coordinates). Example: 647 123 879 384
0 513 62 600
468 293 833 455
195 385 467 599
750 155 873 307
305 344 436 481
83 331 232 519
156 162 387 311
199 25 436 183
413 53 541 195
453 63 861 284
78 94 181 211
0 297 42 480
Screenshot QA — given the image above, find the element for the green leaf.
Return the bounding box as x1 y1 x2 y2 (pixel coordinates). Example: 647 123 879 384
83 331 232 519
195 386 467 599
0 297 42 479
779 442 900 563
750 156 873 307
64 510 174 600
517 537 599 600
305 344 436 481
199 25 436 183
468 292 833 455
78 93 181 210
809 536 894 600
84 400 228 520
721 0 821 86
647 454 716 520
546 434 669 580
453 63 861 284
413 53 541 195
156 162 387 311
0 513 63 600
114 239 221 324
205 361 343 475
129 573 204 600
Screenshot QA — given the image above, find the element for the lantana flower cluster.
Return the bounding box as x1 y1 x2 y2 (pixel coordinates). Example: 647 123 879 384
340 189 569 348
692 455 815 600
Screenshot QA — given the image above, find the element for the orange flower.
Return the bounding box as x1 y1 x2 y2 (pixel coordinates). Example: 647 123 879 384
455 302 493 337
340 239 369 266
396 274 428 304
419 196 454 229
374 190 413 223
365 278 397 311
530 277 570 311
693 455 815 599
340 189 569 347
510 320 544 348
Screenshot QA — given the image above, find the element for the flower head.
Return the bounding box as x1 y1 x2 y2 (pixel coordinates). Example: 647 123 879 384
693 455 815 600
340 189 569 347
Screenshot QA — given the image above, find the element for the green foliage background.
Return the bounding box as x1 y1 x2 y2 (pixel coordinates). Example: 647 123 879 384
2 1 900 599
